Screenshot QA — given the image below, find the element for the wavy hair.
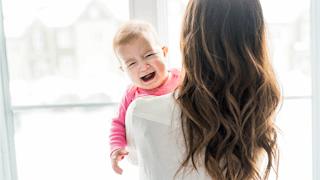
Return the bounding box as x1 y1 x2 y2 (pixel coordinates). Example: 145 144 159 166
172 0 283 179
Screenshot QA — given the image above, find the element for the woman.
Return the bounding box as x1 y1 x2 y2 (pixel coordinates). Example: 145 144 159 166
124 0 282 179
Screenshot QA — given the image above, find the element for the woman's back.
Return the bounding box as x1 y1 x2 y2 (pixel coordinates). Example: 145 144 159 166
125 91 212 180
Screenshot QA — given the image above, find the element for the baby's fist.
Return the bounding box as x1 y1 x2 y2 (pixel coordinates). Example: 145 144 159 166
111 149 129 175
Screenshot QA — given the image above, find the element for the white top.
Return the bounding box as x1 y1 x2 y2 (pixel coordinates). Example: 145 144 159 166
125 90 212 180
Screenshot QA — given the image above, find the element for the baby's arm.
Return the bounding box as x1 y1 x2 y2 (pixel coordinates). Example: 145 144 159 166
109 84 134 161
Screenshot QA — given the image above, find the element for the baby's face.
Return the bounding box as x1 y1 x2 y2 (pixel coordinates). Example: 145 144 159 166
116 33 168 90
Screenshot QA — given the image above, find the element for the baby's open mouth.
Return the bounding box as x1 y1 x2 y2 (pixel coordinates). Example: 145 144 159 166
141 72 155 82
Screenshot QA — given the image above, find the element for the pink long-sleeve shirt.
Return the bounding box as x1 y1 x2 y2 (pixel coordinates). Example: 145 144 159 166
109 68 181 160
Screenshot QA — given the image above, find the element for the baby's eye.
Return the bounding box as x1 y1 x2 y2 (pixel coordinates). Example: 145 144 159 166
145 54 154 58
128 62 135 67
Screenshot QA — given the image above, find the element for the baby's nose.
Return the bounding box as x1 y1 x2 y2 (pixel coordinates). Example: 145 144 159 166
140 64 150 71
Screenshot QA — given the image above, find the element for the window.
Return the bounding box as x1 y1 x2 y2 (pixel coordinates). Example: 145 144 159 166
3 0 130 106
6 41 20 57
1 0 320 180
1 0 133 179
301 22 311 42
57 29 73 49
32 30 44 50
58 55 74 71
87 29 103 47
167 0 187 69
269 25 283 43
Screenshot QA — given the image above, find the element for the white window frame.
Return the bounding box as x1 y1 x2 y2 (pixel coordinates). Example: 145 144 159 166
0 0 319 179
311 0 320 178
0 1 17 179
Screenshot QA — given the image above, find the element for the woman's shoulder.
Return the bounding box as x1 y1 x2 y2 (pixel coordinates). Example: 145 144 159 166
127 90 180 125
133 89 179 108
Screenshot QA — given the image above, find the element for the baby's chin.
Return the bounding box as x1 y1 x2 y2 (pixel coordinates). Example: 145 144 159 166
144 79 170 91
138 80 163 91
139 84 160 91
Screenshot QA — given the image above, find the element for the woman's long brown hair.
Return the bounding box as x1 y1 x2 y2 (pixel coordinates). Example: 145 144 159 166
172 0 283 179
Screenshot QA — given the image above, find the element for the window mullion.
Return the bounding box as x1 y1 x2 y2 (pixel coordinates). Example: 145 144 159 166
129 0 135 20
0 1 18 180
8 95 312 112
284 96 312 100
11 102 119 111
311 0 320 179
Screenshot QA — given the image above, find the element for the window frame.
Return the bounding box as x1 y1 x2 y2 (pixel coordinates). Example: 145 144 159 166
0 1 17 179
0 0 319 179
311 0 320 178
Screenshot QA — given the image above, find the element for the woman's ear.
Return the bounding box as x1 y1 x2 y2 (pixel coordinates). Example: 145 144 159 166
119 66 124 72
162 46 168 58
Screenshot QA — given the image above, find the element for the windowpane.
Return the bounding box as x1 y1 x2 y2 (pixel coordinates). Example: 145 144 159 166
261 0 311 97
14 106 139 180
275 99 312 180
167 0 188 69
3 0 131 106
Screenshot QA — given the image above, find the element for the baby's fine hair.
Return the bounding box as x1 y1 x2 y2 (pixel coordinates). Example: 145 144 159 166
113 20 162 62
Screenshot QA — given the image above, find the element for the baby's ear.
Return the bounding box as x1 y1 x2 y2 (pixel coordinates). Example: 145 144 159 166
162 46 168 58
119 66 124 72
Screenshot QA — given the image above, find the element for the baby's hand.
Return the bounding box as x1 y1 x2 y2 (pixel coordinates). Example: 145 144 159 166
111 148 129 175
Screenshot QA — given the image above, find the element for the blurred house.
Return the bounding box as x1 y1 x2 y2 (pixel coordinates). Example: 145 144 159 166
5 0 124 82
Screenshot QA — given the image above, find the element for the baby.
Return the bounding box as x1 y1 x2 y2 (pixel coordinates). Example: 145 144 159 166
109 20 181 175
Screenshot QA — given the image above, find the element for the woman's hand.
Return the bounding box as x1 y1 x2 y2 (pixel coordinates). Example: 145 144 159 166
111 148 129 175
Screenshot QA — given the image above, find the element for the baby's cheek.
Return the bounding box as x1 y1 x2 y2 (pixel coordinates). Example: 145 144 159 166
155 59 167 71
127 71 137 82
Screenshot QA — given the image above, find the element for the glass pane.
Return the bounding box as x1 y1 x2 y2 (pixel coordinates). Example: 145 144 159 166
3 0 131 106
261 0 311 97
167 0 311 97
14 106 139 180
275 99 312 180
167 0 188 69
